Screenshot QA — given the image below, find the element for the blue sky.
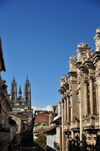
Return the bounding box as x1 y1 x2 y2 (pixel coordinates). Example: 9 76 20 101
0 0 100 109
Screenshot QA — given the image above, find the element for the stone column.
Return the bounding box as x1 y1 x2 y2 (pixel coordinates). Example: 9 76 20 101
71 131 75 151
67 96 69 122
64 98 67 122
79 88 82 151
58 102 61 116
84 82 88 116
70 95 72 122
96 85 98 113
90 77 94 115
97 76 100 131
61 101 64 151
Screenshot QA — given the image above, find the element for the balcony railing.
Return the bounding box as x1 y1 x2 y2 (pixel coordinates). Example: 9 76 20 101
95 116 99 127
71 120 79 130
83 115 98 130
64 122 71 132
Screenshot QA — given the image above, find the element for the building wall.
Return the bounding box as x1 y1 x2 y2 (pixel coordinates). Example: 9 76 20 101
58 27 100 151
47 134 57 151
35 112 50 123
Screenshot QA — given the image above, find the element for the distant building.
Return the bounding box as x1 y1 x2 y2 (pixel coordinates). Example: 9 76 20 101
34 110 52 139
10 77 31 108
35 110 52 124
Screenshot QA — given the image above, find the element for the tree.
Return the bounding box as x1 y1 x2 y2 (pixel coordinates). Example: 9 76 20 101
34 134 46 150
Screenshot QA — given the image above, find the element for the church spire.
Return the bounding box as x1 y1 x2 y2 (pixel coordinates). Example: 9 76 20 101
13 76 15 82
18 85 22 96
26 74 29 82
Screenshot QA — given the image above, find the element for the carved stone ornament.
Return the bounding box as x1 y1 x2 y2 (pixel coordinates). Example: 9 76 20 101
60 75 67 87
69 84 72 91
77 75 80 84
94 27 100 51
97 68 100 77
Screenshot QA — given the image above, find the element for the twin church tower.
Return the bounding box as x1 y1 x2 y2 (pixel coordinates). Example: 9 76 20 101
10 77 31 108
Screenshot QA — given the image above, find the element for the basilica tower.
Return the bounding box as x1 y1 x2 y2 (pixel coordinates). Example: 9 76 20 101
24 77 31 108
10 77 17 105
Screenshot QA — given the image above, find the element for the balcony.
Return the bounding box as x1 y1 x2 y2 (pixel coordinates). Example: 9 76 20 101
64 122 71 133
95 116 99 128
71 120 79 131
83 115 98 130
0 132 10 143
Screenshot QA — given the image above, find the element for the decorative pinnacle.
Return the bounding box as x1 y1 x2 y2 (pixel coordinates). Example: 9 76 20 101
19 85 22 95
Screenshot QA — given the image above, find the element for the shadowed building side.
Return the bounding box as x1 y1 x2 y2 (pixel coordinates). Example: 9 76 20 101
0 38 6 72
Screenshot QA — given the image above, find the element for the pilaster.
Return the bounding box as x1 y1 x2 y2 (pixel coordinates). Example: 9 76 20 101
97 76 100 131
89 77 94 115
61 100 64 151
84 81 88 116
67 96 69 122
64 98 67 123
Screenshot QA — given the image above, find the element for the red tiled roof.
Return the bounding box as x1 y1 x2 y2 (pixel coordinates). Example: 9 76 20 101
34 128 47 133
34 125 56 136
34 125 56 133
43 125 56 133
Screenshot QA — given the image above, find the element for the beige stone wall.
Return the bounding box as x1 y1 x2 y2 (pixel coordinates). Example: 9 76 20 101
56 126 62 149
11 115 21 132
58 27 100 151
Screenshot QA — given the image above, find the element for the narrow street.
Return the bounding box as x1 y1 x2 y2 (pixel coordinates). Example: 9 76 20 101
18 131 35 151
11 130 36 151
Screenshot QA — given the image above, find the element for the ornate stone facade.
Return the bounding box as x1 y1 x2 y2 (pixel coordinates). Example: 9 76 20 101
59 27 100 151
10 77 31 108
0 38 12 151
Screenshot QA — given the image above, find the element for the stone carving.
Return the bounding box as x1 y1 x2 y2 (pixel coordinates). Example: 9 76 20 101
81 49 94 64
69 84 72 91
69 55 77 72
60 75 68 87
97 68 100 77
94 27 100 51
0 75 7 91
76 43 90 63
82 51 87 63
86 133 97 150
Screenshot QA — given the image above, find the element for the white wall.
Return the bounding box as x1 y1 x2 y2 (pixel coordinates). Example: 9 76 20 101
47 134 57 150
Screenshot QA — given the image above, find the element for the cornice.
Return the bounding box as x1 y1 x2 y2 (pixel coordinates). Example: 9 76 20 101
58 88 64 94
68 71 77 77
92 51 100 64
83 60 93 69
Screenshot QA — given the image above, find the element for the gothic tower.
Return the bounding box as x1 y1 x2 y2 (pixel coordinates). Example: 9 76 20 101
10 77 17 105
24 77 31 108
